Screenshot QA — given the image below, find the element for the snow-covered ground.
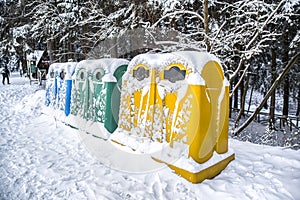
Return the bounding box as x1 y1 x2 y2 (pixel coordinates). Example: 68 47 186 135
232 86 300 150
0 72 300 200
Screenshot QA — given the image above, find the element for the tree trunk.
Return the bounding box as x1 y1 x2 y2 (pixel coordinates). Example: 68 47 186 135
269 48 276 130
63 35 67 62
296 85 300 116
235 75 249 127
282 28 290 118
47 39 55 63
19 0 26 11
247 84 254 114
68 37 72 61
203 0 210 52
233 77 239 110
263 91 268 109
229 95 232 118
240 76 245 115
282 76 289 117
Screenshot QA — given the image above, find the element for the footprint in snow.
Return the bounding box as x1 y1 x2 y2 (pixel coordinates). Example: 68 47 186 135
176 182 188 194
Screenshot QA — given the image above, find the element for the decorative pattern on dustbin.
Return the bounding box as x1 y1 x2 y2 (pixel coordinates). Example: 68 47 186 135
70 64 87 118
45 69 55 106
90 66 106 122
57 65 66 111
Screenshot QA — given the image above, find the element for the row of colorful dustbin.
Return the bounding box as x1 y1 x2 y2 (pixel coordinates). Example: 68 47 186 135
45 51 234 183
45 53 230 145
45 59 129 135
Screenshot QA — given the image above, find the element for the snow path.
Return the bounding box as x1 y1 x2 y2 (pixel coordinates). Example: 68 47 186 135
0 73 299 200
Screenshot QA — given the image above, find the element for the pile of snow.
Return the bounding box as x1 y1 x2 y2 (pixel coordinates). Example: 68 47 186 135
0 72 300 199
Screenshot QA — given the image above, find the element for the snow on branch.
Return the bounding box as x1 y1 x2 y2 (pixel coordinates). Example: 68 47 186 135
151 10 204 28
229 0 286 83
245 0 285 50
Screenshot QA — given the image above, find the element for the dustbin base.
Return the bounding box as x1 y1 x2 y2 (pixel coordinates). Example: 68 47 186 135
152 149 235 183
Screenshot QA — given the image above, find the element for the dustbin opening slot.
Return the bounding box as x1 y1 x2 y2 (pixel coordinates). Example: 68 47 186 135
133 66 149 81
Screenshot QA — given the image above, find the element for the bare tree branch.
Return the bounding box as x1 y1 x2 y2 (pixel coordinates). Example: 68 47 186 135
233 52 300 136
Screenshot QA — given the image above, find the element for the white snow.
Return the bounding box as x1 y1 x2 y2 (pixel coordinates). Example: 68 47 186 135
47 63 65 79
171 51 223 75
102 73 117 83
186 72 205 85
126 53 188 74
26 50 44 63
64 62 78 80
164 147 235 173
1 72 300 199
110 129 169 155
76 59 128 75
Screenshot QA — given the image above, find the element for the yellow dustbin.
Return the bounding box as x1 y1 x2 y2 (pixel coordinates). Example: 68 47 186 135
114 51 234 183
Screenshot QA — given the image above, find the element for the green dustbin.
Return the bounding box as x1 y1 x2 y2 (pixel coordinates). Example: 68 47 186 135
106 64 128 132
91 60 128 133
103 75 117 133
70 59 128 134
